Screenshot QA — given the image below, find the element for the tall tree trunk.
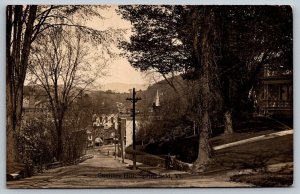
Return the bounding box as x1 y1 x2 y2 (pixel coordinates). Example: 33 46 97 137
6 5 37 173
193 77 213 171
6 62 25 172
56 124 64 161
224 110 233 134
192 7 215 171
55 113 65 161
6 84 19 173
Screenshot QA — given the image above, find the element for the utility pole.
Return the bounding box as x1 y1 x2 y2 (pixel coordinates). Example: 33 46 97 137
114 128 117 159
119 118 125 163
126 88 141 170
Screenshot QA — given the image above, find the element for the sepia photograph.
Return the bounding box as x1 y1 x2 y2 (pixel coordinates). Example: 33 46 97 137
6 4 293 188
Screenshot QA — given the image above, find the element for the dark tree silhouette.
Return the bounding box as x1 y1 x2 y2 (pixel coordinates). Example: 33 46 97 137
118 5 292 171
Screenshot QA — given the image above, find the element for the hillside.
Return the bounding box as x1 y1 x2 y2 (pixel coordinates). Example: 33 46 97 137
101 82 148 93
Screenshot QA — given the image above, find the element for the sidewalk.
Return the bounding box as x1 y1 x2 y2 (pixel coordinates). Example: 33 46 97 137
213 129 293 150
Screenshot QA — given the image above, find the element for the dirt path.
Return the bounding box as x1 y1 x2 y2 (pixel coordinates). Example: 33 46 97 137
7 148 252 188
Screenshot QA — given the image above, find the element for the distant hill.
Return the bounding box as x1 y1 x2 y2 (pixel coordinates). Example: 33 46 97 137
102 82 148 93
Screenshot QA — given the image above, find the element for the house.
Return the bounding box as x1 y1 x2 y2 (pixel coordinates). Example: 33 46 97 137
117 90 162 149
92 113 118 129
86 125 116 147
117 113 141 148
257 65 293 118
86 114 118 147
22 90 51 124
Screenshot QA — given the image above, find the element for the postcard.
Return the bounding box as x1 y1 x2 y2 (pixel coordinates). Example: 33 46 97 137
6 4 293 188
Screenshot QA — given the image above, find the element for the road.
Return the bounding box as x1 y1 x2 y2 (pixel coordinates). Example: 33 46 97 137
7 146 251 188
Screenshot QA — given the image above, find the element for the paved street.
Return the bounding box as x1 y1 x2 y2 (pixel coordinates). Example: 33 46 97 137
7 146 251 188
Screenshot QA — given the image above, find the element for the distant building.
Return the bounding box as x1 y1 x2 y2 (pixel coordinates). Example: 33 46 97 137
86 125 116 147
116 112 141 147
117 90 162 149
87 114 118 147
257 65 293 118
92 113 118 129
22 90 51 124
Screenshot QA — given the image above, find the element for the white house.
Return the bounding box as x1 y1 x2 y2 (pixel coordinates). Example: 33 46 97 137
118 116 140 148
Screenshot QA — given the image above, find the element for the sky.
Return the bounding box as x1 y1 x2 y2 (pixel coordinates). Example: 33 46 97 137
87 6 149 86
23 5 160 91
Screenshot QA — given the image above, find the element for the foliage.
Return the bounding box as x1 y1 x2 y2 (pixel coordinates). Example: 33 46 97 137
17 119 56 175
63 129 87 163
230 172 293 187
214 6 293 114
7 5 125 169
118 5 292 115
118 5 190 76
27 26 111 160
118 5 292 169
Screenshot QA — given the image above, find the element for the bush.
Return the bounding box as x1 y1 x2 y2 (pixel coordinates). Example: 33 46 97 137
17 120 56 176
145 135 199 163
230 172 293 187
63 129 88 163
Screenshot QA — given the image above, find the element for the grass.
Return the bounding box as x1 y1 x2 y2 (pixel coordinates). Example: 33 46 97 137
129 116 294 186
213 134 293 170
230 172 293 187
142 115 293 163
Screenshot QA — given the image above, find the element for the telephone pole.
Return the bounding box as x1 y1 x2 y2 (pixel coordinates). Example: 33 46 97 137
126 88 141 170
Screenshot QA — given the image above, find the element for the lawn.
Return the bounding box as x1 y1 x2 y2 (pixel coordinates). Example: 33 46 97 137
230 172 293 187
212 134 293 170
131 116 294 186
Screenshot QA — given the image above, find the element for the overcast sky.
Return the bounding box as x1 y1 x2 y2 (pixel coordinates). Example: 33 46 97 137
88 6 149 86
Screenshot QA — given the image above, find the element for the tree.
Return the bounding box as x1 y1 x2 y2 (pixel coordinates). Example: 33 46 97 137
214 6 292 134
66 93 94 130
118 5 220 169
28 27 108 160
185 6 220 169
117 5 192 94
7 5 124 171
178 5 292 135
7 5 38 172
118 5 292 171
